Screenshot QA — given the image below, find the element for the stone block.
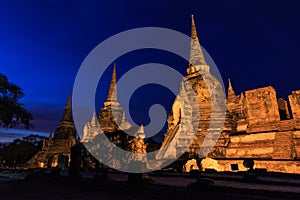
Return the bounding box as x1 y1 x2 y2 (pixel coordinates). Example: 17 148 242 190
279 120 295 131
245 86 280 126
289 90 300 120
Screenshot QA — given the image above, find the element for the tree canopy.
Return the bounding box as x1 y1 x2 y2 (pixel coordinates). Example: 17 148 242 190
0 134 46 166
0 73 33 129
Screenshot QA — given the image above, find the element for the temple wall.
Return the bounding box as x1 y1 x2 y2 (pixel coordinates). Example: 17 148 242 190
289 90 300 120
277 98 290 119
204 130 300 173
202 88 300 173
245 86 280 127
293 131 300 158
230 132 276 143
212 131 297 160
170 86 300 173
202 158 300 174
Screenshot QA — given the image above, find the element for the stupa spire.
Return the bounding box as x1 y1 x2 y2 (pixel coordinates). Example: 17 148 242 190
188 15 210 75
106 63 118 102
137 124 145 139
228 78 237 101
90 112 98 126
54 91 76 140
61 91 73 122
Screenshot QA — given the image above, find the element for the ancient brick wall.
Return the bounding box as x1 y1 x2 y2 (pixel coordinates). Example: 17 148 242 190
273 131 294 159
293 131 300 159
277 98 290 120
202 159 300 173
244 86 280 127
289 90 300 120
225 132 275 159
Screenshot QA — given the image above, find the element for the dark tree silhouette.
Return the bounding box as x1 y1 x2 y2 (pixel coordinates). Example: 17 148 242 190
0 73 33 128
0 134 46 165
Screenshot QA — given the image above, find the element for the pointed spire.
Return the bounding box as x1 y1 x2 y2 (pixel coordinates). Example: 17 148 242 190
138 124 144 134
106 63 118 102
228 78 237 101
90 112 98 126
61 91 73 122
188 14 209 75
53 90 77 141
228 78 236 95
137 124 145 139
240 92 245 102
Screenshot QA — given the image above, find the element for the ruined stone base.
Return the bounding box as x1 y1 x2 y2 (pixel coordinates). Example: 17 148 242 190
201 158 300 174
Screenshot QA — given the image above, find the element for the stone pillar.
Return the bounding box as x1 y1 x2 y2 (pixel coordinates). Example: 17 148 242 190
277 98 290 120
289 90 300 120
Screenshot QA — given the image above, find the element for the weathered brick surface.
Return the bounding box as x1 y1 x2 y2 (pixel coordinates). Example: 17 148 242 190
246 123 280 133
27 93 76 168
159 16 300 174
98 65 131 132
203 159 300 173
273 131 294 159
289 90 300 119
279 120 295 131
245 86 280 127
277 98 291 119
293 131 300 159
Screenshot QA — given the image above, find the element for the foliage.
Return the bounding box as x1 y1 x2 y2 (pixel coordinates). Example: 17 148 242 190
0 73 33 128
0 134 46 166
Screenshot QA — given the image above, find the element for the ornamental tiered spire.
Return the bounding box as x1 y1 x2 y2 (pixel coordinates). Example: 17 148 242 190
106 63 118 103
90 112 98 127
187 15 210 75
61 91 73 122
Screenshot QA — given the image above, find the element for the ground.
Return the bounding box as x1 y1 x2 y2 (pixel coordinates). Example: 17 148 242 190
1 171 300 200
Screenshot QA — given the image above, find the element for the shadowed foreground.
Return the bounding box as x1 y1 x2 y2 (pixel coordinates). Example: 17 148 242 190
1 174 300 200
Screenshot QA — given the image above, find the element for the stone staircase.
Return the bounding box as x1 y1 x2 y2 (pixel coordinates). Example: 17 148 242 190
26 150 48 168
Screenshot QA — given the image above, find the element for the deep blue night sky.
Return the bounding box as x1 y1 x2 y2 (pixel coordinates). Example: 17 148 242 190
1 0 300 142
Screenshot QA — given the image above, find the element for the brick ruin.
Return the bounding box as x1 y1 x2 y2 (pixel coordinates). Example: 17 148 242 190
27 64 146 169
27 15 300 173
159 15 300 173
203 84 300 173
26 93 77 168
97 64 131 133
81 64 147 169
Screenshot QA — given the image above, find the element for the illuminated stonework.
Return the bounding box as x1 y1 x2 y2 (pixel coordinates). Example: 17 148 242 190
27 16 300 174
27 93 77 168
97 64 131 133
81 65 147 167
159 15 300 174
82 112 101 142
